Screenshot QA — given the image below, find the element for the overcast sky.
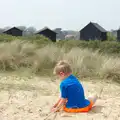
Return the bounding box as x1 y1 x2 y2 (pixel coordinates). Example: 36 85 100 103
0 0 119 31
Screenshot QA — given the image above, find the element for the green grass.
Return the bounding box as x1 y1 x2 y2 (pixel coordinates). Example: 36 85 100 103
0 34 120 83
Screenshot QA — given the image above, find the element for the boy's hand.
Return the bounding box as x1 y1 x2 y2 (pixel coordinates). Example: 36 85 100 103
51 107 58 112
50 98 67 113
50 104 56 111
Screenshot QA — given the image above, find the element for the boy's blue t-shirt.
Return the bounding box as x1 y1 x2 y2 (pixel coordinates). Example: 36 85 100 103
60 74 90 108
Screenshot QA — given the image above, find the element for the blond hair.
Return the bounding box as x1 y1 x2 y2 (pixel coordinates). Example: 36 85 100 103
53 60 72 75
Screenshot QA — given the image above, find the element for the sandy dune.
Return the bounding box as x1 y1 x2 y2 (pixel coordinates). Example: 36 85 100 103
0 74 120 120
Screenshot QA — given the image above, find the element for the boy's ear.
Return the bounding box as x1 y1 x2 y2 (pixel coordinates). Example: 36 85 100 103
59 72 64 76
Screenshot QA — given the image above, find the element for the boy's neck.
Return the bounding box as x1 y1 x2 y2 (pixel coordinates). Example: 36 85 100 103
62 73 72 80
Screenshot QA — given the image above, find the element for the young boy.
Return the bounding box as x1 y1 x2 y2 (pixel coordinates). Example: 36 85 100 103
51 60 98 113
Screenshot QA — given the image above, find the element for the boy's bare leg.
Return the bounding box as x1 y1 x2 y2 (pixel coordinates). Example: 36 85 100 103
88 93 98 105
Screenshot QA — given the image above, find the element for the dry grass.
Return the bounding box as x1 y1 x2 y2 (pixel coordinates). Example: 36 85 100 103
0 40 119 82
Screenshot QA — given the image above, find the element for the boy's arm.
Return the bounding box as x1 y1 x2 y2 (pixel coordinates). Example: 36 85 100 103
56 98 67 108
55 83 67 108
53 98 61 108
51 83 67 112
51 98 67 112
53 83 65 108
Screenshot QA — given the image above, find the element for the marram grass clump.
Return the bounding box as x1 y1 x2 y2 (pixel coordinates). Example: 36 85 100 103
0 40 119 83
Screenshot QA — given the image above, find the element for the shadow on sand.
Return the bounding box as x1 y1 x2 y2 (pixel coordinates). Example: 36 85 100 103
88 105 104 114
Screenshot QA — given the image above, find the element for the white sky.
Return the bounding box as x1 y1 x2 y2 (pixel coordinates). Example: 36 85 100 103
0 0 119 31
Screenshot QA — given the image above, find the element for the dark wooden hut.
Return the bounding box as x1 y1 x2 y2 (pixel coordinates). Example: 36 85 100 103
80 22 107 41
36 27 57 42
117 29 120 41
3 27 23 36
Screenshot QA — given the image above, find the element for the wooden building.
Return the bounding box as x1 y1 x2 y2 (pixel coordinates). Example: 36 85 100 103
117 29 120 41
36 27 57 42
3 27 23 36
80 22 107 41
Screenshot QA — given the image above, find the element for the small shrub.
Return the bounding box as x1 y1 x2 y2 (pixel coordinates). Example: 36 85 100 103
0 34 17 42
107 32 117 41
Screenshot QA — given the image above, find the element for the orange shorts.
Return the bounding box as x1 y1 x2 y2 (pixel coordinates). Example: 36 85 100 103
63 100 93 113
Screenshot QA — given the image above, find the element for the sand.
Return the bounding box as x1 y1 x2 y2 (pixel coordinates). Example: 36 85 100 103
0 74 120 120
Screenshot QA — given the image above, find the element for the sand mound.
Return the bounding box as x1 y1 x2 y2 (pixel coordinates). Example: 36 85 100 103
0 74 120 120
